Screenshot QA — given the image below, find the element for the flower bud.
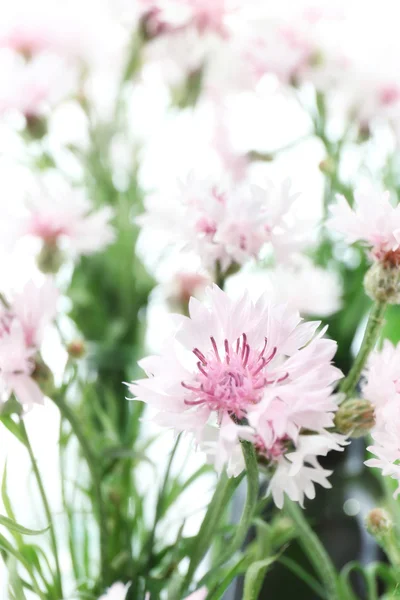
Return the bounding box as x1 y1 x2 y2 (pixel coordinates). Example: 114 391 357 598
37 241 64 274
67 340 86 359
366 508 392 539
334 398 375 437
25 114 47 140
364 261 400 304
319 157 336 176
32 355 55 398
0 395 23 417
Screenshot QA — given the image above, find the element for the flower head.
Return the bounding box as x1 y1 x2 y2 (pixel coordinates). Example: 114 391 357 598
131 285 344 507
0 51 76 119
362 341 400 496
327 184 400 262
9 173 114 259
138 177 306 273
0 279 58 407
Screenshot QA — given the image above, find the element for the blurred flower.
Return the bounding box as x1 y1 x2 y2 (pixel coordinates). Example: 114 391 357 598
272 260 341 317
0 50 76 119
99 582 130 600
234 258 342 317
139 0 235 38
10 279 58 347
0 319 43 407
164 269 211 311
138 176 307 273
0 0 123 66
362 341 400 496
327 184 400 263
131 285 344 507
0 279 57 407
8 173 115 259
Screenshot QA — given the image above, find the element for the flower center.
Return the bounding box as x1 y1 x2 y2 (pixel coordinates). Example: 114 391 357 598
181 333 288 418
255 435 291 462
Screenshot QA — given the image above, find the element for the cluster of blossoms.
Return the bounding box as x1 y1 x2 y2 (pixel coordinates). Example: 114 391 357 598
0 0 122 122
361 341 400 496
4 173 115 271
138 176 307 275
138 0 235 39
0 279 58 407
132 285 346 508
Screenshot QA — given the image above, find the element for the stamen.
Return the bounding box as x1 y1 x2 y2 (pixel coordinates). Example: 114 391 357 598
258 337 268 360
193 348 207 365
184 398 206 406
224 339 230 363
265 372 289 385
265 346 277 364
241 333 248 359
210 336 221 362
236 337 240 353
243 344 250 367
197 362 208 377
253 357 267 376
181 381 202 392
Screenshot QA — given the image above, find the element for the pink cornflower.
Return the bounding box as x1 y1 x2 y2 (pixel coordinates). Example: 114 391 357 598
177 0 233 37
327 184 400 263
0 51 76 119
0 0 120 65
131 285 344 507
10 173 114 257
165 270 211 309
138 177 306 273
10 279 58 347
139 0 234 38
362 341 400 496
0 279 58 407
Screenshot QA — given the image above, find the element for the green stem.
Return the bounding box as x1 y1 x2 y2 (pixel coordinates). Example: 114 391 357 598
217 441 259 566
182 472 239 593
339 301 387 398
19 421 63 599
52 394 109 587
285 500 340 600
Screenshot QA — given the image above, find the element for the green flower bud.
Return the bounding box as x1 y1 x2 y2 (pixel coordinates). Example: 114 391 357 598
25 115 47 140
37 241 64 274
366 508 392 539
364 261 400 304
67 340 86 359
32 355 55 398
334 398 375 438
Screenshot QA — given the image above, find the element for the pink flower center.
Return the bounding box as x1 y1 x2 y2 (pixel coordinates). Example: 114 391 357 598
255 435 289 461
195 216 217 236
29 216 66 241
182 333 288 418
380 85 400 106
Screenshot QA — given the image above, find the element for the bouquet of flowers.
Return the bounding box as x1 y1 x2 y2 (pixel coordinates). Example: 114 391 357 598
1 1 400 599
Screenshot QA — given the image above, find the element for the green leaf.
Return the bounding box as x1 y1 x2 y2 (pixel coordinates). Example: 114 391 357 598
0 416 26 444
8 557 28 600
206 554 251 600
243 556 276 600
0 515 49 537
